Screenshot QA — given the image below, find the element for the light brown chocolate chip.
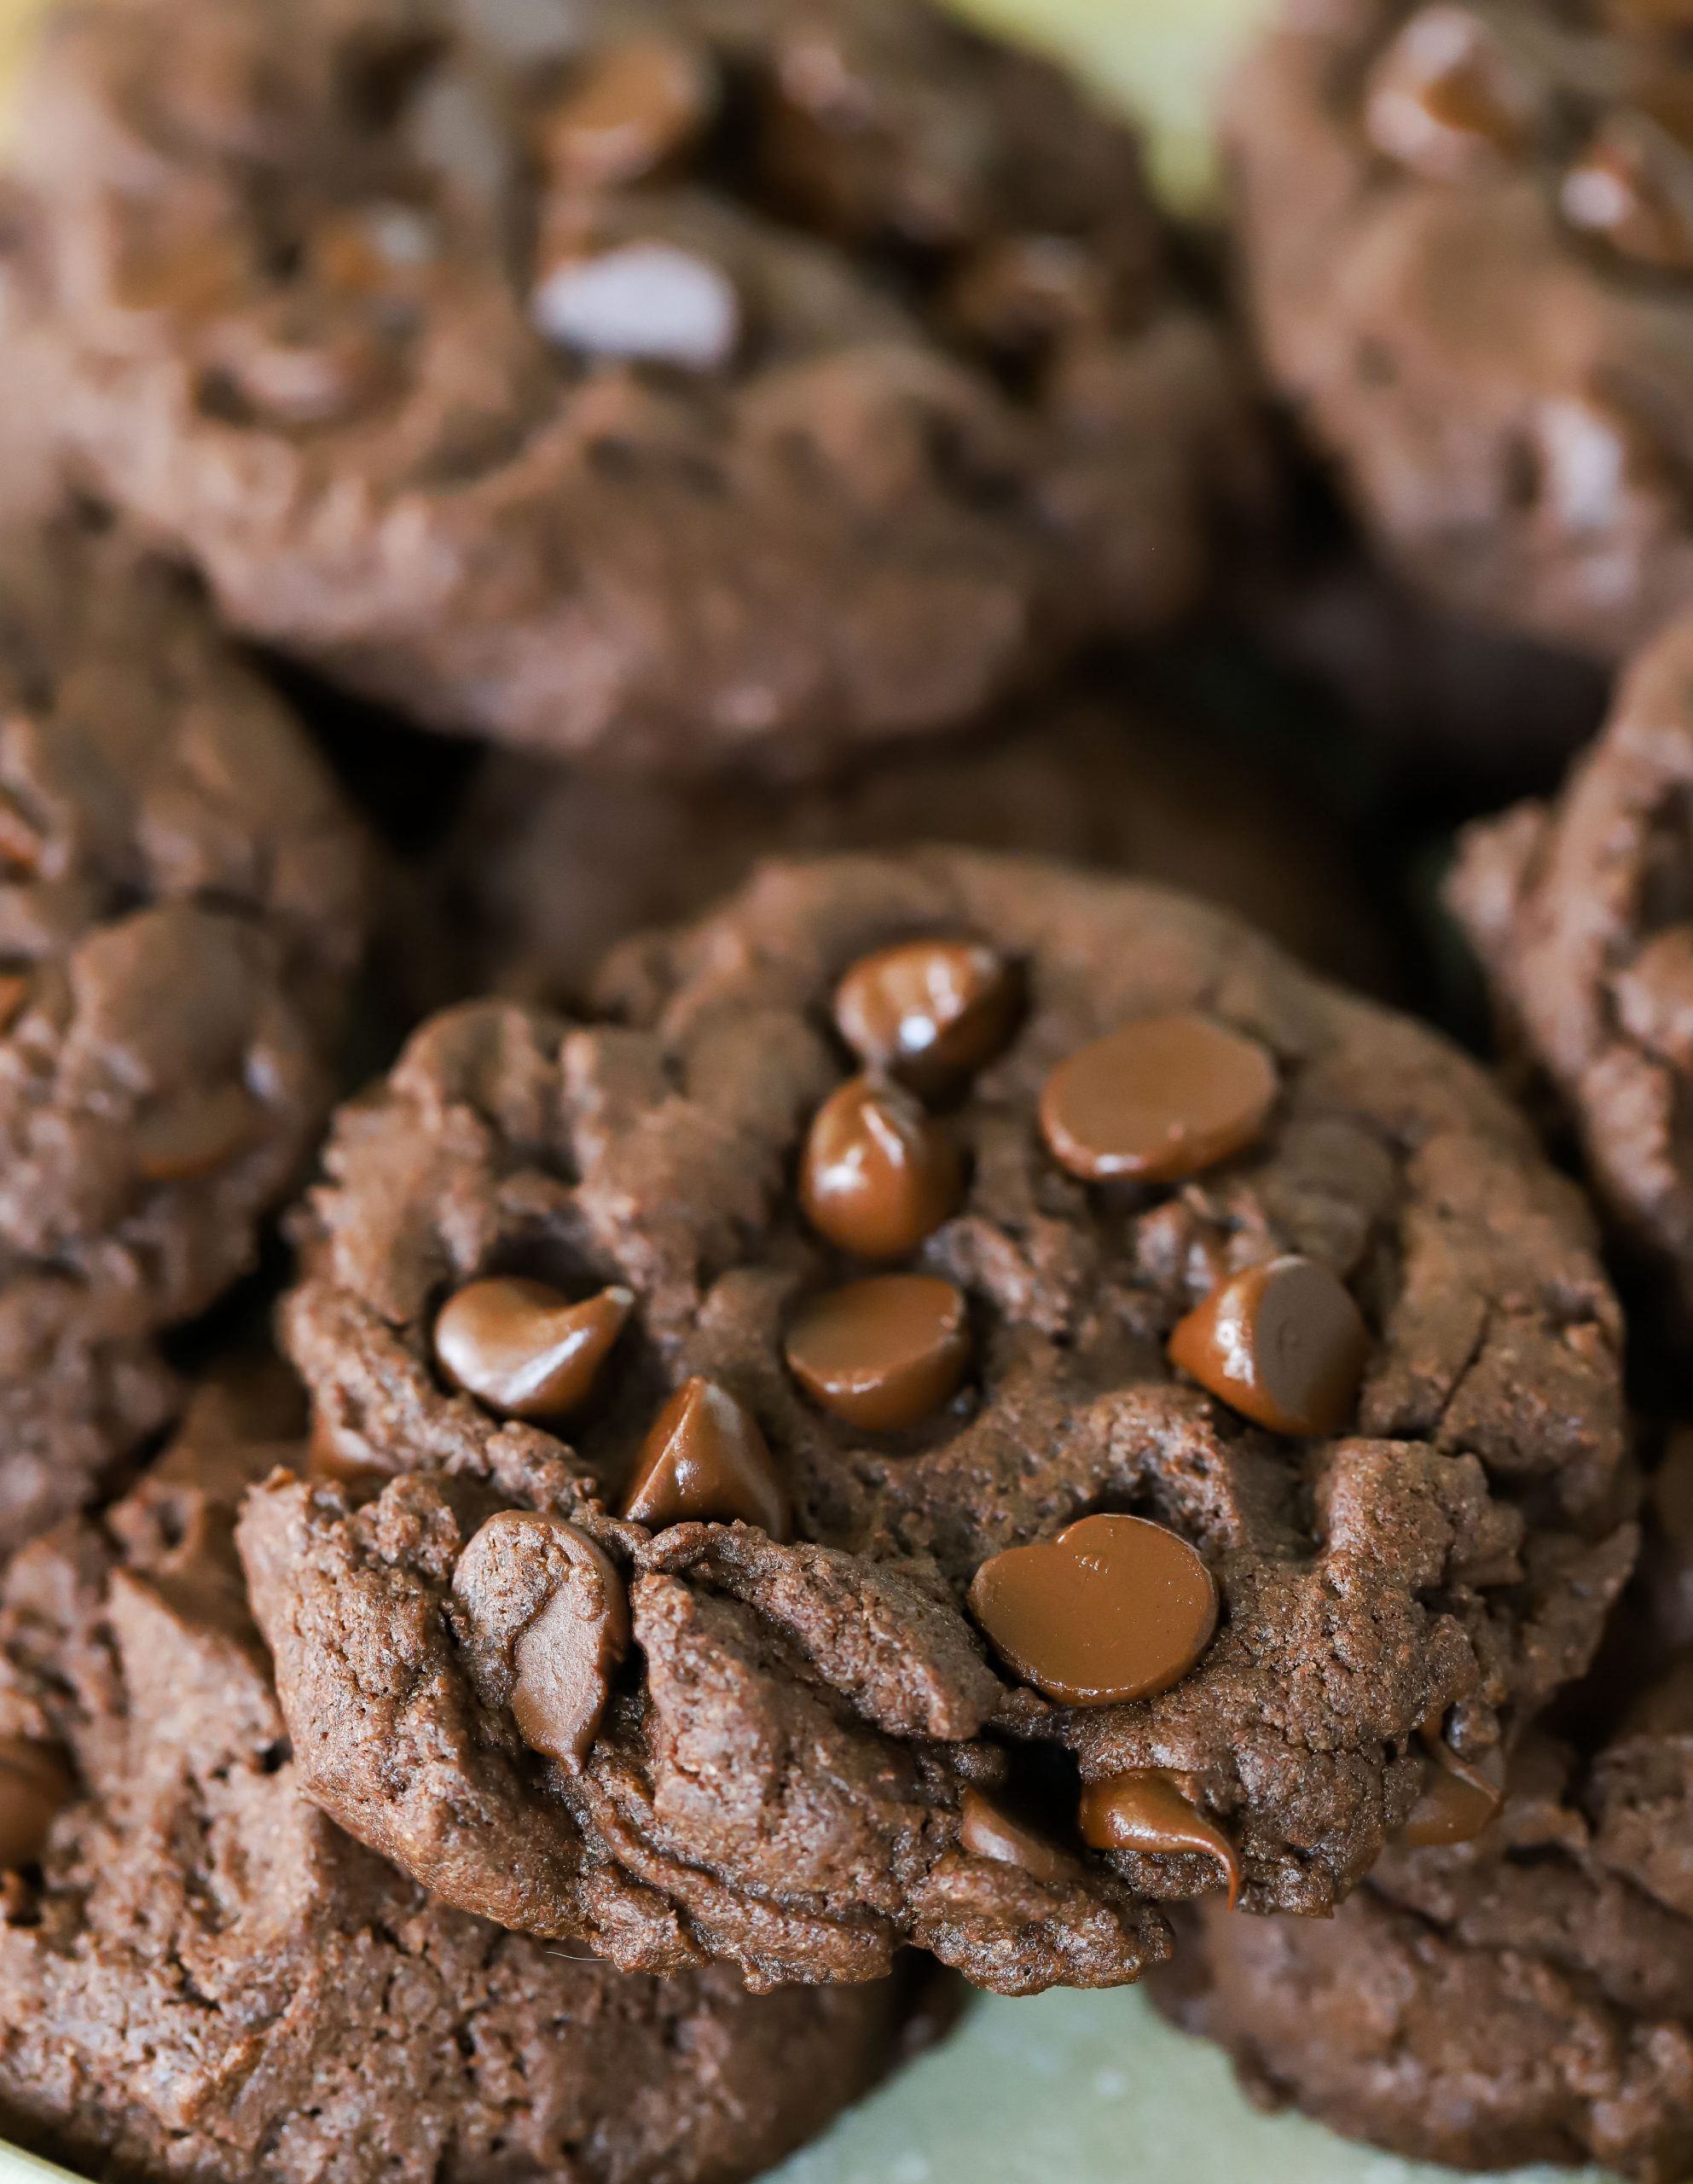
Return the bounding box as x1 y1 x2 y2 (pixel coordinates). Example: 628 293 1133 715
1364 5 1541 179
800 1074 963 1260
1400 1739 1505 1848
1078 1770 1241 1907
542 32 714 188
833 937 1019 1090
1563 109 1693 270
305 1415 396 1493
453 1510 630 1768
1039 1014 1277 1187
621 1377 791 1538
312 203 439 297
0 973 29 1037
0 794 43 875
135 1082 258 1183
1168 1255 1370 1438
958 1786 1077 1885
967 1513 1219 1705
433 1277 633 1422
0 1737 73 1872
785 1275 970 1432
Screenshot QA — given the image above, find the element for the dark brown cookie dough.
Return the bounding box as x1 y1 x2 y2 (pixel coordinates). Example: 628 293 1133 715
11 0 1261 777
0 515 372 1557
1448 610 1693 1327
0 1376 899 2184
443 689 1393 1005
244 849 1633 1995
1225 0 1693 663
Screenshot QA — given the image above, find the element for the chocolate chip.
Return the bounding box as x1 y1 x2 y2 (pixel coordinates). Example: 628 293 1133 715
312 203 438 296
1167 1254 1370 1438
0 973 30 1036
958 1786 1077 1885
305 1416 395 1493
785 1275 970 1432
135 1081 258 1182
532 243 740 370
433 1277 633 1422
0 1736 72 1872
0 795 43 874
1563 110 1693 271
1077 1769 1240 1907
453 1509 629 1768
620 1376 791 1538
800 1074 963 1260
1400 1739 1505 1847
1364 5 1540 180
967 1512 1219 1705
1039 1014 1277 1186
542 33 714 189
833 937 1018 1090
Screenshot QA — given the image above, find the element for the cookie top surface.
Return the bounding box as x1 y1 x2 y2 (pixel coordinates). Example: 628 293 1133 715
0 1375 897 2184
243 848 1635 1993
13 0 1259 775
1448 608 1693 1328
1225 0 1693 659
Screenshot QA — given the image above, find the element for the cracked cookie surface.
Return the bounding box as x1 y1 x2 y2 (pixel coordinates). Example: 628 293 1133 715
12 0 1261 776
245 849 1633 1992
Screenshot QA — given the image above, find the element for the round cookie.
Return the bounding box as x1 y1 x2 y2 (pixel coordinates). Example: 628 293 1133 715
444 690 1394 1004
0 1377 900 2184
1447 610 1693 1327
1225 0 1693 663
10 0 1261 777
241 849 1633 1995
0 514 372 1556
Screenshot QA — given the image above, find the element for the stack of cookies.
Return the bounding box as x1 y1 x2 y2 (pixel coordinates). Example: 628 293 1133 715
0 0 1687 2179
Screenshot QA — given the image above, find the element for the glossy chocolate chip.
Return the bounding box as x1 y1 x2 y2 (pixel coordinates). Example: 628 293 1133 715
959 1786 1077 1885
833 937 1018 1089
542 33 714 188
967 1513 1219 1706
785 1275 970 1432
621 1376 791 1538
453 1510 629 1768
800 1074 963 1260
1400 1740 1505 1848
305 1416 396 1494
433 1277 633 1422
0 1736 73 1872
1039 1014 1277 1186
1364 5 1540 179
1168 1255 1370 1438
1078 1770 1240 1907
1563 109 1693 270
135 1082 258 1182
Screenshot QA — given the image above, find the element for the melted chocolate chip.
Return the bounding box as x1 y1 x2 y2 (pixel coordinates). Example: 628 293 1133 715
833 937 1018 1089
967 1513 1219 1705
0 1737 73 1872
1563 109 1693 271
135 1081 258 1182
620 1376 791 1538
542 32 714 189
1400 1740 1505 1847
784 1275 970 1432
433 1277 633 1422
800 1074 963 1259
1364 5 1540 180
958 1786 1077 1885
1038 1014 1277 1186
1167 1255 1370 1437
1078 1769 1240 1907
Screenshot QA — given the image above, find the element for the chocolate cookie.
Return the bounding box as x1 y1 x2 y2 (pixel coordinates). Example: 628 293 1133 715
1226 0 1693 662
11 0 1261 776
1447 610 1693 1326
0 1375 899 2184
241 849 1633 1995
444 690 1393 1005
0 515 372 1555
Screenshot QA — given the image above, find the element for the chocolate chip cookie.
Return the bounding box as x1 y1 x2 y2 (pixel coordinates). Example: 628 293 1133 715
241 849 1633 1995
1226 0 1693 662
444 689 1393 1006
12 0 1261 777
0 514 372 1556
0 1374 899 2184
1448 608 1693 1327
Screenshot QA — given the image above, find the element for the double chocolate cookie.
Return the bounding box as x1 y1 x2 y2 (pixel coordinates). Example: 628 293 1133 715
1448 610 1693 1327
1226 0 1693 661
0 1375 899 2184
0 514 371 1555
241 849 1632 1995
10 0 1261 776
